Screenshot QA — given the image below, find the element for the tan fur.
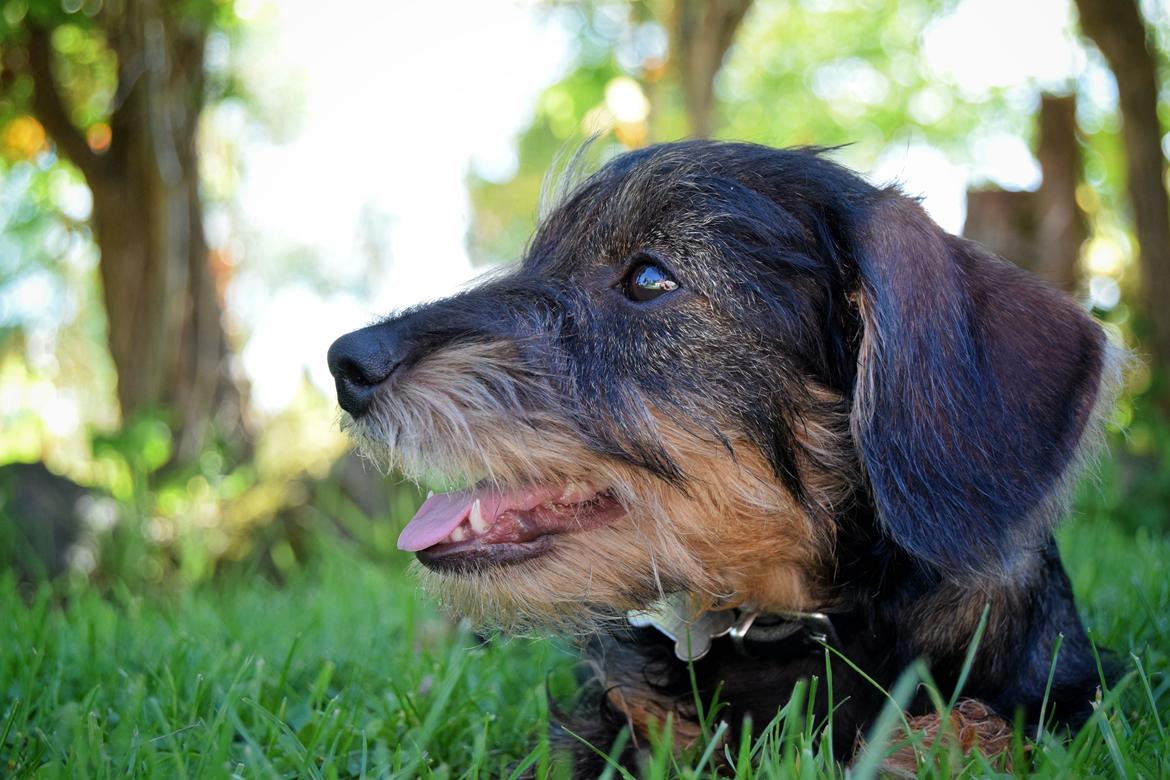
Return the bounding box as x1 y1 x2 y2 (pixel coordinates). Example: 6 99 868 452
876 699 1015 776
343 340 846 632
792 383 859 526
602 675 703 750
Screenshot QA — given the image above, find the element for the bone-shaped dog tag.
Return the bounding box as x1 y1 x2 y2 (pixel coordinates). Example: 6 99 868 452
628 597 737 661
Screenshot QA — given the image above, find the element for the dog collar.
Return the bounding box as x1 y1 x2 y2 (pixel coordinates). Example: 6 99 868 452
627 594 839 662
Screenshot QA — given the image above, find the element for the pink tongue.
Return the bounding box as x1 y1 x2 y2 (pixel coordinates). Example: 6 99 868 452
397 490 475 551
397 486 560 552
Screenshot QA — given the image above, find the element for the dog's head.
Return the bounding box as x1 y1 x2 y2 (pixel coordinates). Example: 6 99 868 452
328 141 1114 631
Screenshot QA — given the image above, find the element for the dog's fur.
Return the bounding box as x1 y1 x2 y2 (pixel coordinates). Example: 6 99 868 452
329 141 1120 773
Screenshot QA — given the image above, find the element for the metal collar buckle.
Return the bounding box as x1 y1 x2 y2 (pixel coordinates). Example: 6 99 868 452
730 610 839 655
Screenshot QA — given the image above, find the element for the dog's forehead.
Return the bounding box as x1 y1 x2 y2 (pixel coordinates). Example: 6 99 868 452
523 153 743 274
515 143 879 279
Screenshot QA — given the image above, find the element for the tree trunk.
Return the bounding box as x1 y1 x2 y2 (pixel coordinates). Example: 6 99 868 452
963 95 1085 293
1075 0 1170 375
964 188 1038 270
671 0 753 137
27 2 246 460
1033 95 1086 292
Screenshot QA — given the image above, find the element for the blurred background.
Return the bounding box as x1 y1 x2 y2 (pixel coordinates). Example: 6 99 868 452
1 0 1168 590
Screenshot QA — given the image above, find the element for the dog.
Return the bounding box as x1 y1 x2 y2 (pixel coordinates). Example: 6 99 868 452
327 141 1120 774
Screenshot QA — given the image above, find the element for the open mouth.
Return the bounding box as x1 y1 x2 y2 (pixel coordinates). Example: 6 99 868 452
398 484 626 572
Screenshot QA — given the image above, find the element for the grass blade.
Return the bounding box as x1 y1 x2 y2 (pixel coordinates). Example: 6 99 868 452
1035 632 1064 743
849 664 923 780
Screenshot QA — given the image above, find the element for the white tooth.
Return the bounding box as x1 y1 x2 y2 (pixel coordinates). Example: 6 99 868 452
427 490 434 499
560 482 594 503
450 526 468 542
469 499 489 534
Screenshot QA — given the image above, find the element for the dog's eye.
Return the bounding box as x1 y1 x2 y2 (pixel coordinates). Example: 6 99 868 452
622 260 679 302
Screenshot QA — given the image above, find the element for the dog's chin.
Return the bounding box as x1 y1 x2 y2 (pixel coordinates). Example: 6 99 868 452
403 485 628 575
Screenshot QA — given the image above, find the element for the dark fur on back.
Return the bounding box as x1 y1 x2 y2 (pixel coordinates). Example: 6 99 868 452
328 141 1119 773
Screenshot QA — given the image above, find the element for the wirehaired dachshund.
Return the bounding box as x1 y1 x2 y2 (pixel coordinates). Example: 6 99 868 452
328 141 1120 773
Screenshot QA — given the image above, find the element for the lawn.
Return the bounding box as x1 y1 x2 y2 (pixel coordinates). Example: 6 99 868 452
1 513 1167 778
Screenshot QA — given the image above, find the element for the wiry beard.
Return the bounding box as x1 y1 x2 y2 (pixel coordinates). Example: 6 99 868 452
339 341 564 486
341 340 839 634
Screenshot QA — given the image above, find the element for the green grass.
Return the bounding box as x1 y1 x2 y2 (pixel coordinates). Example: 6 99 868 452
1 517 1167 779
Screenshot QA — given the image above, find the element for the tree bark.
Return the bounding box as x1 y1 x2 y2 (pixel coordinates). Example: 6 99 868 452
964 188 1038 270
1033 95 1086 292
1075 0 1170 375
671 0 753 137
964 95 1085 293
26 2 246 459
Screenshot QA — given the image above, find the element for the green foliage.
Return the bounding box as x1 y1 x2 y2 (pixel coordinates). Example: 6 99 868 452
0 158 95 335
717 0 998 158
468 63 624 266
1076 385 1170 533
467 0 1020 269
0 398 426 595
0 0 248 464
0 157 116 467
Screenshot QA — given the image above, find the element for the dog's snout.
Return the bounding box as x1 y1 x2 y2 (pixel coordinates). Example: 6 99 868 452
327 325 404 417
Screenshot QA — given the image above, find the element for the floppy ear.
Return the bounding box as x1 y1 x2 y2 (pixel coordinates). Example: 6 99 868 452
848 191 1115 574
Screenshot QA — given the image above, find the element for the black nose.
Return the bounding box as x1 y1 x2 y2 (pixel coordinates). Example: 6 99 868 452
327 324 404 417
